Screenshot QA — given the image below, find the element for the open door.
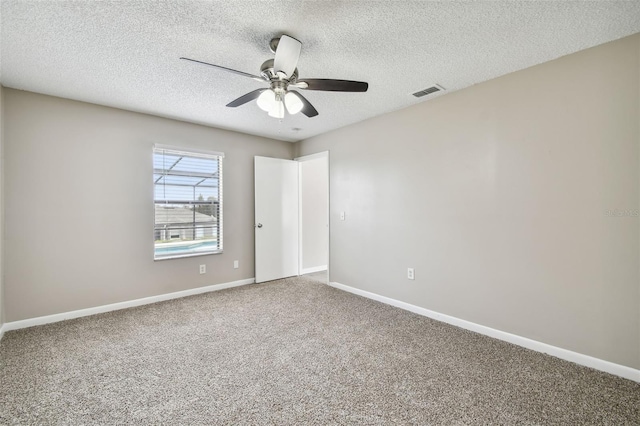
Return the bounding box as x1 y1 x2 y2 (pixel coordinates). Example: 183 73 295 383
254 156 299 283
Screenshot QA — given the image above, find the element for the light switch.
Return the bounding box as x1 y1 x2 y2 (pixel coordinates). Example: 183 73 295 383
340 212 345 220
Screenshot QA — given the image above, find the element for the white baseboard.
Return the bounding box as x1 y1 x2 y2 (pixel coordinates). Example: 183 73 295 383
3 278 256 332
329 281 640 383
0 323 5 342
301 265 328 275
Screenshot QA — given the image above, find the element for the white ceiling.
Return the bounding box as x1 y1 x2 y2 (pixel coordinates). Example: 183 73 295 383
2 1 640 142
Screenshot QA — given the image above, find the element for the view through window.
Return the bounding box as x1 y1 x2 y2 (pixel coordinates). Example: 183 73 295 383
153 145 223 259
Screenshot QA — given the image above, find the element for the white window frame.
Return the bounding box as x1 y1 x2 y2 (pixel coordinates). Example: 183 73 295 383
153 144 224 260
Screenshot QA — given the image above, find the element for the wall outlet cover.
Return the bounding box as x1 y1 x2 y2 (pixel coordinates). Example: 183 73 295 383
407 268 415 280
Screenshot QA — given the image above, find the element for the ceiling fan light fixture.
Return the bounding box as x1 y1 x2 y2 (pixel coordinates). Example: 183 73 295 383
257 89 276 112
268 99 285 119
284 91 303 115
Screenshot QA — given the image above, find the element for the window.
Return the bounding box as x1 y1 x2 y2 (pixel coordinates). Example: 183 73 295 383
153 145 223 260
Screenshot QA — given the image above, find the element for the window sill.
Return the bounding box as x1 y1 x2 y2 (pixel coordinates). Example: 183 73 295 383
154 250 223 261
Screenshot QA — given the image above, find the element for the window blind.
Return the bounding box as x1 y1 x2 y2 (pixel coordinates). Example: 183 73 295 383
153 145 224 260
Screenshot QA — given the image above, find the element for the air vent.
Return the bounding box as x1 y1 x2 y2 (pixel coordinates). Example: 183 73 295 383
412 84 445 98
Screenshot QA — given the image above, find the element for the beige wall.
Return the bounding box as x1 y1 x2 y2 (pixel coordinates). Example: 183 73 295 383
297 34 640 369
0 85 4 326
300 155 328 271
4 89 293 321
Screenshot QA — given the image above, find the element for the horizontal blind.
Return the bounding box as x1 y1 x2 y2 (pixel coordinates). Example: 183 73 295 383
153 146 223 259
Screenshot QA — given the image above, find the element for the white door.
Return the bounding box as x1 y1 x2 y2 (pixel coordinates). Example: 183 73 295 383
254 156 299 283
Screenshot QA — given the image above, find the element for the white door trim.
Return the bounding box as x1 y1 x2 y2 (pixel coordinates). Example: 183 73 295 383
295 151 330 282
295 151 329 162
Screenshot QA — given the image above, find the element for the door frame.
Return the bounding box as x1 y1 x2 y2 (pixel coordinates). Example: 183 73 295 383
294 151 330 282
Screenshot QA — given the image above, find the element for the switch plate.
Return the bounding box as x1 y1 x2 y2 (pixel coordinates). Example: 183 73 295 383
233 260 239 269
199 264 206 274
407 268 415 280
340 211 345 220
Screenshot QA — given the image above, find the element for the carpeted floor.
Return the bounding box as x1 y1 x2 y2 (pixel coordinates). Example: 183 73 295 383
1 276 638 425
303 270 328 283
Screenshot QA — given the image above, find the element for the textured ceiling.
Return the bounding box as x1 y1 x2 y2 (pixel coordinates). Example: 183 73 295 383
2 1 640 142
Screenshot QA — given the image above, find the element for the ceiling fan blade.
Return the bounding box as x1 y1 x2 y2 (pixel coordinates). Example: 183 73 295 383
180 57 265 83
273 35 301 78
289 90 318 117
226 89 267 108
296 79 368 92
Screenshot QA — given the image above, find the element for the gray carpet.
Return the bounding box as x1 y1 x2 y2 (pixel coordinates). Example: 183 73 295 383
303 270 328 283
1 276 638 425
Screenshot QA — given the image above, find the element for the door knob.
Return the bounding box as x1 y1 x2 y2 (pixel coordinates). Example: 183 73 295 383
256 223 263 228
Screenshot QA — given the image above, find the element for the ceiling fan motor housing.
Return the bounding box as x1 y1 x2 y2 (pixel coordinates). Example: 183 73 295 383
260 59 298 84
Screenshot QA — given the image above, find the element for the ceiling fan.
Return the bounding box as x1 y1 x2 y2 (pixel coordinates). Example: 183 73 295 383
180 35 368 119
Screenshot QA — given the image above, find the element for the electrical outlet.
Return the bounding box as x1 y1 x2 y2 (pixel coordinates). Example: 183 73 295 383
233 260 239 269
407 268 415 280
199 264 206 274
